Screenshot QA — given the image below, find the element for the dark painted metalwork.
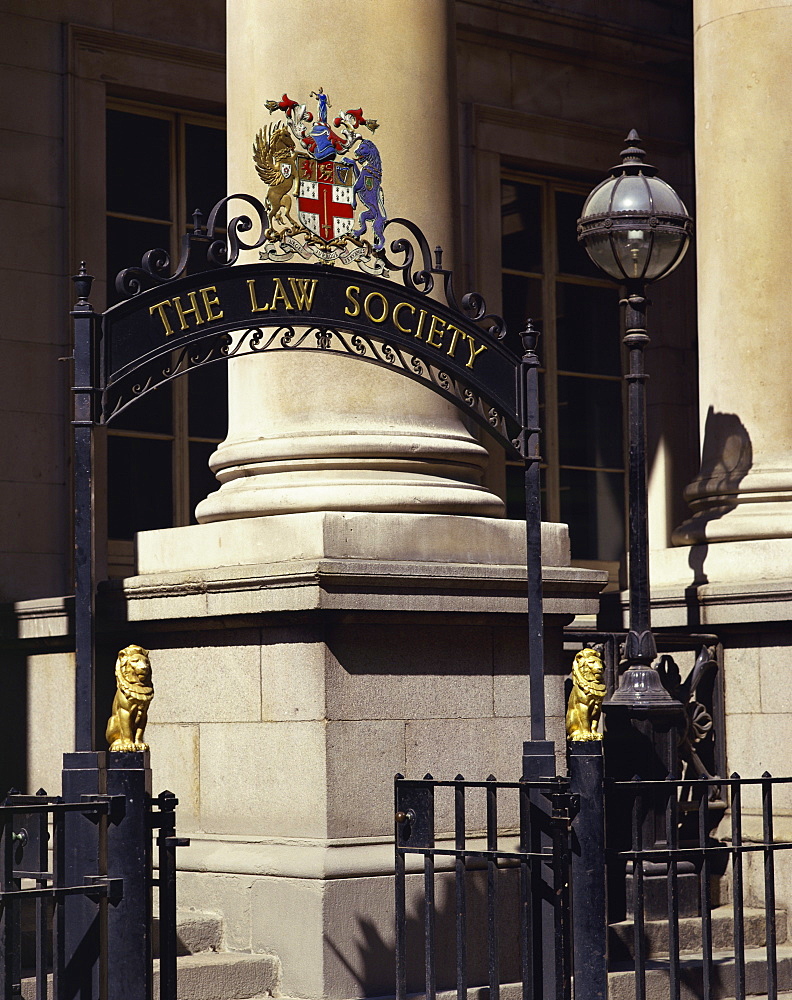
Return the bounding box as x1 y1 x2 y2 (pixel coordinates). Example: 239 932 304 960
103 240 520 453
394 772 576 1000
71 202 549 1000
567 743 607 1000
604 289 681 712
154 791 189 1000
608 773 792 1000
71 268 100 755
518 320 546 741
0 770 187 1000
106 753 152 1000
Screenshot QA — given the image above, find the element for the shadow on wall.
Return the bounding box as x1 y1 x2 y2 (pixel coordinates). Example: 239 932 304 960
674 406 753 564
673 407 752 624
0 648 28 795
326 867 522 998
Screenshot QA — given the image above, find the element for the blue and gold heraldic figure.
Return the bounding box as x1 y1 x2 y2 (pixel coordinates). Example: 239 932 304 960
256 87 386 262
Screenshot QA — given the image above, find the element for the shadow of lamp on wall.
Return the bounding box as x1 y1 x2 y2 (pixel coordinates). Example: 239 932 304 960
673 405 754 557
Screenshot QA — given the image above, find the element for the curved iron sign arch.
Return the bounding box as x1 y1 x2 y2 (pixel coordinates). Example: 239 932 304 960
102 260 521 455
69 196 543 756
94 199 524 456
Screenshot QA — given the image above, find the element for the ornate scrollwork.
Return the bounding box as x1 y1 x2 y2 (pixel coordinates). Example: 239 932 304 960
111 199 511 358
102 323 514 450
115 195 269 297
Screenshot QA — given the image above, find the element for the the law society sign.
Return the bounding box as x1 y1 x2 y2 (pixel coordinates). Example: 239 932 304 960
97 195 524 456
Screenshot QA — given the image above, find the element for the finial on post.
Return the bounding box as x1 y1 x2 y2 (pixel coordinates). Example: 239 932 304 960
71 262 94 307
192 208 205 233
433 245 443 270
519 317 540 355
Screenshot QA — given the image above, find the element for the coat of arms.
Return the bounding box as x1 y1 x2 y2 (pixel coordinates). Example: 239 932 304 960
253 88 386 269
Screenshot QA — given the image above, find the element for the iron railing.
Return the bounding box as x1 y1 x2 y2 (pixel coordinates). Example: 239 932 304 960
394 773 578 1000
608 773 792 1000
0 788 187 1000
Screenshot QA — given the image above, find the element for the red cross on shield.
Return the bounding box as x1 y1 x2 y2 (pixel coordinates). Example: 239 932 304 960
296 156 355 241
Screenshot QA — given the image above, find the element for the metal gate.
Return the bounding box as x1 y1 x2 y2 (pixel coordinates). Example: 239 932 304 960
0 764 188 1000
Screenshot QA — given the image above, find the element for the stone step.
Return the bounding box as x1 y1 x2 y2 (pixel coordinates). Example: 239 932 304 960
610 905 788 960
154 952 281 1000
153 908 224 957
19 906 224 965
608 944 792 1000
22 952 281 1000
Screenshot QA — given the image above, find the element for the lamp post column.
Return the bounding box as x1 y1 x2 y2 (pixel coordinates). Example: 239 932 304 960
576 133 693 917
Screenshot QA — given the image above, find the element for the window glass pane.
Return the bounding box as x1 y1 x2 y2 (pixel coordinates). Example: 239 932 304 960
106 110 171 219
502 273 542 343
559 468 624 562
189 441 219 521
107 437 173 539
502 181 542 272
556 283 621 376
185 123 227 223
558 375 623 470
110 384 173 434
188 362 228 439
106 217 171 307
555 189 601 278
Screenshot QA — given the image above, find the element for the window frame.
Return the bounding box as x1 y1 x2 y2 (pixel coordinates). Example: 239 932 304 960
104 100 227 573
500 169 627 586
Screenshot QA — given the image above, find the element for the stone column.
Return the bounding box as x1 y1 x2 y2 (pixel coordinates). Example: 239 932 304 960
196 0 503 523
673 0 792 546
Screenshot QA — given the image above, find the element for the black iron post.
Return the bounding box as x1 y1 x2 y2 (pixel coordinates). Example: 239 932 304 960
608 286 677 704
518 318 546 742
576 132 695 917
106 752 153 1000
517 319 560 999
71 264 100 753
57 752 106 1000
568 743 607 1000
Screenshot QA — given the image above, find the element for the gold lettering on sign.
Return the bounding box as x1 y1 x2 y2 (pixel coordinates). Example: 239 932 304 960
173 291 206 332
248 278 268 313
364 291 388 324
149 299 175 337
414 309 427 340
464 334 488 369
445 324 464 358
200 285 223 321
344 285 361 317
270 277 294 311
393 302 415 333
288 277 318 311
426 314 445 349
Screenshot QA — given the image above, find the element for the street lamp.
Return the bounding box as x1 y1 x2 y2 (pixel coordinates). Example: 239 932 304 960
577 128 692 708
577 132 695 917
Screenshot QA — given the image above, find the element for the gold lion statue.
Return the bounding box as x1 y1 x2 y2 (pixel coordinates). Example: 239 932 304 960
106 644 154 752
566 647 606 742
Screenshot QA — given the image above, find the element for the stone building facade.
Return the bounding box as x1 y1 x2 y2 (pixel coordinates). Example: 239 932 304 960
1 1 790 997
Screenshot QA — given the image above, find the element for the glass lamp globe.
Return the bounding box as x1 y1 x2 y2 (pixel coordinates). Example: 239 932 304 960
577 130 693 283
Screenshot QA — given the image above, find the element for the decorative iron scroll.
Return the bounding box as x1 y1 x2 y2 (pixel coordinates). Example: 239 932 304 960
101 202 521 453
112 196 508 343
103 324 517 455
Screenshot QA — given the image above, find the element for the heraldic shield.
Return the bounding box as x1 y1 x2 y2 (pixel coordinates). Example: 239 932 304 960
296 155 356 242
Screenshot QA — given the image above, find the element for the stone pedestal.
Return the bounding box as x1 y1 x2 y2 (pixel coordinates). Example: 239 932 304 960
112 512 605 999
